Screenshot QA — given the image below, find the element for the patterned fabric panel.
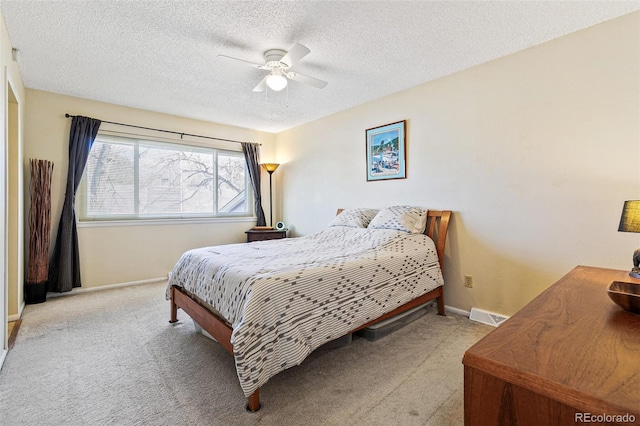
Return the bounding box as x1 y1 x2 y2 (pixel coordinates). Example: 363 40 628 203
166 226 443 397
327 207 379 228
368 206 428 234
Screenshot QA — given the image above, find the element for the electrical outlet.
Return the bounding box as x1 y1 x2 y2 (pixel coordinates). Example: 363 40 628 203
464 275 474 288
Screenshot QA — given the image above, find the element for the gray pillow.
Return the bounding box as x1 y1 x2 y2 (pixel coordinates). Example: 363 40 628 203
328 208 379 228
368 206 428 233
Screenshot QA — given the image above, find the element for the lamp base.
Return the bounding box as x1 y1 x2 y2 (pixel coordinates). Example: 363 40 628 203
630 268 640 279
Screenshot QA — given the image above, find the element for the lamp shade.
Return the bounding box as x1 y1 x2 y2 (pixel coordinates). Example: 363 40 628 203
266 74 287 91
261 163 280 173
618 200 640 233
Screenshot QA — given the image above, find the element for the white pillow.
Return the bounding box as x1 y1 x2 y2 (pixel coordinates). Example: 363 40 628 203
368 206 427 234
328 208 379 228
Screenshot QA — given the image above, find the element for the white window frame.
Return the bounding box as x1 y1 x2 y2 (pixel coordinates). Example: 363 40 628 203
78 133 254 222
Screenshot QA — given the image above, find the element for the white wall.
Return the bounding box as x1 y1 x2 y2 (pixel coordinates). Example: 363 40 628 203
276 13 640 316
24 90 277 289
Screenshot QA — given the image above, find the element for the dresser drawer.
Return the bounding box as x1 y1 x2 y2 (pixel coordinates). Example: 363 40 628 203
245 230 287 242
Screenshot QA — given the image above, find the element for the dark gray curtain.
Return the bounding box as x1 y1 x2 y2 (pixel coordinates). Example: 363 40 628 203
48 116 101 292
241 142 267 226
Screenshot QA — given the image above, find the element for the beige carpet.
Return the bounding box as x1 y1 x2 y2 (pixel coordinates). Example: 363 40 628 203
0 282 491 426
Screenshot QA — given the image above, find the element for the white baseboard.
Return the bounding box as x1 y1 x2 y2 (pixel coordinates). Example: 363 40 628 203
445 305 471 317
469 308 509 327
47 277 167 298
0 348 7 371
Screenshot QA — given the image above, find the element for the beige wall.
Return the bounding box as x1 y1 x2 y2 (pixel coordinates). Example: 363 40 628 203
7 91 21 317
24 90 277 288
15 12 640 315
276 13 640 316
1 9 26 353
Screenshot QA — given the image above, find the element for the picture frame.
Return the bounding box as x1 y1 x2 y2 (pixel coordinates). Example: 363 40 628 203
365 120 406 181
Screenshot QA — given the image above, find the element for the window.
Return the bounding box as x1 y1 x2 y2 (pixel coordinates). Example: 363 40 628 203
79 134 252 221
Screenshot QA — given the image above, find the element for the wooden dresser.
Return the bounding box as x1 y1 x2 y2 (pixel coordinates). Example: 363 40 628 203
463 266 640 426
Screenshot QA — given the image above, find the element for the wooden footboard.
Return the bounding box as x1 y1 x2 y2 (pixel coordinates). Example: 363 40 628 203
170 283 443 412
169 209 452 412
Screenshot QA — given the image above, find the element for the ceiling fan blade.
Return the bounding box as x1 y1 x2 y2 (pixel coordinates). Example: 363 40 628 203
280 43 310 67
218 54 263 68
252 76 268 92
289 72 328 89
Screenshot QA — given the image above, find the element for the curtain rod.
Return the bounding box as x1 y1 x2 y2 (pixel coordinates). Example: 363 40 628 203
64 113 260 146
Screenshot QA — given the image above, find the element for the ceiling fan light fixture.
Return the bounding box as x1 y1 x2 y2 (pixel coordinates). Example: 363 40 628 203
266 74 287 91
219 43 327 92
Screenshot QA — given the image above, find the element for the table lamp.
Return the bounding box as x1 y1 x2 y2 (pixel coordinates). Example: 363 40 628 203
618 200 640 278
261 163 279 227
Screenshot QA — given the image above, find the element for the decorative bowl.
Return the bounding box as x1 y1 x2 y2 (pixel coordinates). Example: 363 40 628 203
608 281 640 314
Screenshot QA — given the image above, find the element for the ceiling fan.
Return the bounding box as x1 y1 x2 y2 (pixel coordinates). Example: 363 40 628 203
218 43 328 92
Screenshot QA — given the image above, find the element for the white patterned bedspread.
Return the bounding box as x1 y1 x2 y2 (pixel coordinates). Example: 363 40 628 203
166 227 443 397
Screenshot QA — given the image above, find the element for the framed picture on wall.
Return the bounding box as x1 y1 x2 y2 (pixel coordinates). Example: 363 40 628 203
365 120 406 181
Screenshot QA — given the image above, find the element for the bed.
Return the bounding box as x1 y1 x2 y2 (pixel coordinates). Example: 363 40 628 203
167 207 452 411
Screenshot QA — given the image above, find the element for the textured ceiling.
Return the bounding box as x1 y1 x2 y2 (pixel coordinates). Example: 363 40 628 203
1 1 638 133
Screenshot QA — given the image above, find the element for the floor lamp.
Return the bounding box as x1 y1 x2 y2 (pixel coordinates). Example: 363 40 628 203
261 163 279 227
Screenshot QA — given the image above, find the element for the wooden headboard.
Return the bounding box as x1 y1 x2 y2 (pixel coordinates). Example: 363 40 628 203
425 210 451 271
336 208 452 271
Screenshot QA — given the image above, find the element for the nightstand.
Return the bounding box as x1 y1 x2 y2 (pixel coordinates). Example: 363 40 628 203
245 229 287 243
